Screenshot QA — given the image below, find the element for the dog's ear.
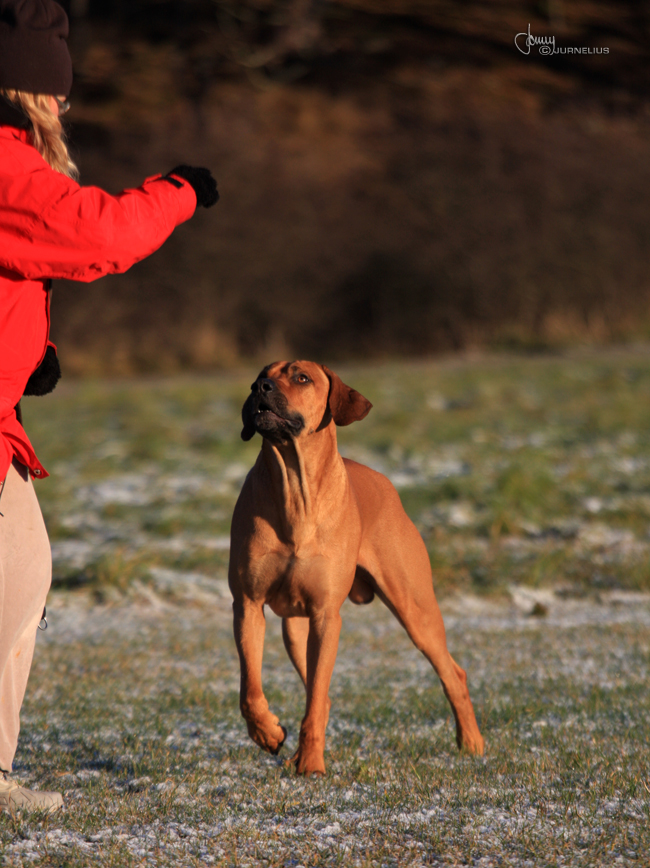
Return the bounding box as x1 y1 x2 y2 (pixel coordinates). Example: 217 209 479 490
241 394 257 441
322 365 372 426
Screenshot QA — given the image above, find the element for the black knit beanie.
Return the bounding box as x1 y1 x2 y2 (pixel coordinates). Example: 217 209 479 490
0 0 72 97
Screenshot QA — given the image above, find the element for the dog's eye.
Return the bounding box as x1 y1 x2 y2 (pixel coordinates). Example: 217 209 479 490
295 373 311 384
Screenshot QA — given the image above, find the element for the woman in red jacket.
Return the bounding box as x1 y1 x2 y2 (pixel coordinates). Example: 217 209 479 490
0 0 218 812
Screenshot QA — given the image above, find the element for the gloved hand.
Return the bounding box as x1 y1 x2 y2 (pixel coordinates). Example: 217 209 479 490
23 345 61 397
165 165 219 208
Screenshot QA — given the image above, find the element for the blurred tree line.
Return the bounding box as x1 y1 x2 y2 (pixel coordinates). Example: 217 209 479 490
51 0 650 372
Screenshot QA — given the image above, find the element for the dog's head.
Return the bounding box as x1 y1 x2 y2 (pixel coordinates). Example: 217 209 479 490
241 361 372 443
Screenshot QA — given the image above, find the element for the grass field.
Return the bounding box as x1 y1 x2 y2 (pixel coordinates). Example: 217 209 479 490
2 348 649 865
25 346 650 599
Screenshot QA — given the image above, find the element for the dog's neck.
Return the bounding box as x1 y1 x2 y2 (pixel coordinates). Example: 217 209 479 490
261 425 344 546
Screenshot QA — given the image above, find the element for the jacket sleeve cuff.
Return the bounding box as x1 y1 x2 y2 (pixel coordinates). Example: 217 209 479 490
146 173 197 224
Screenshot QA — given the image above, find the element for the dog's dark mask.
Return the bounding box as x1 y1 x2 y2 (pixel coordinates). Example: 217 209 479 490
241 372 305 443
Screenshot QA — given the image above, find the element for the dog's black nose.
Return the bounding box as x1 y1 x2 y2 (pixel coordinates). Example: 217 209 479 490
251 378 276 394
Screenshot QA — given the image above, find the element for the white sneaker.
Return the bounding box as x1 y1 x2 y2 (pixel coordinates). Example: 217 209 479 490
0 773 63 814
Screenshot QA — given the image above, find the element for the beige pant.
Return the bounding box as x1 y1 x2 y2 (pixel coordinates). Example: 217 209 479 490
0 459 51 772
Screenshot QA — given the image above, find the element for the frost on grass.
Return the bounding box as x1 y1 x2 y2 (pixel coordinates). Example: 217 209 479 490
32 350 650 597
0 591 647 867
7 352 650 863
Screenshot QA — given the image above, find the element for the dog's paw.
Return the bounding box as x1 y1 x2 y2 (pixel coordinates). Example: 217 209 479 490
247 717 287 755
458 732 485 756
268 726 288 755
286 745 326 776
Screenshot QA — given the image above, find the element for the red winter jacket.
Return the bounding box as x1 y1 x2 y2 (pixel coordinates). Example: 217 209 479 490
0 125 197 481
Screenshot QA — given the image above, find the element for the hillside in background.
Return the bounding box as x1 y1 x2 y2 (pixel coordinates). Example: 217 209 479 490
49 1 650 372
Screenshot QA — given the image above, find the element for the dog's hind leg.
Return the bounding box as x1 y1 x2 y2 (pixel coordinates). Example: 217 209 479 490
379 578 483 755
282 617 309 687
282 616 333 741
360 522 484 756
233 598 287 755
377 570 483 754
286 610 342 776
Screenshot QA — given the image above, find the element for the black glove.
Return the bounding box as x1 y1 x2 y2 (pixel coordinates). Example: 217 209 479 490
23 345 61 397
165 165 219 208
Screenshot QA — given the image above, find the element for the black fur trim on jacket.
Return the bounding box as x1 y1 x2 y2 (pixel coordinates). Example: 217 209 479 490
0 95 31 129
23 345 61 396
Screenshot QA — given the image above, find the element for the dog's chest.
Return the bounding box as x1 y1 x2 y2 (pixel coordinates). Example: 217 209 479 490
246 548 338 617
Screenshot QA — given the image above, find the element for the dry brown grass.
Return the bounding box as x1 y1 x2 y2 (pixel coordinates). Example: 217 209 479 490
46 1 650 372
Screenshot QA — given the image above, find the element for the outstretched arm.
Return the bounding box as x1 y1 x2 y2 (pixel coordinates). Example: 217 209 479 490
0 165 204 282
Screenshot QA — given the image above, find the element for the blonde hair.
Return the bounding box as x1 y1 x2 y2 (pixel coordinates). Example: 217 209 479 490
0 89 78 179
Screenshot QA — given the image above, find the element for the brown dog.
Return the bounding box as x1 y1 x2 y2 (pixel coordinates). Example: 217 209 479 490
228 361 484 775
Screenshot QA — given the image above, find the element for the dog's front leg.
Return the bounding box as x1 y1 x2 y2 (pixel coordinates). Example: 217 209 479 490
289 610 342 776
233 598 287 754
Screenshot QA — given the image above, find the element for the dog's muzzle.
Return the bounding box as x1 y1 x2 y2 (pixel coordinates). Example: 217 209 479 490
241 378 305 442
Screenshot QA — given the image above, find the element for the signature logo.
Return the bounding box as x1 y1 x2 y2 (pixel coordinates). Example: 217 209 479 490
515 23 555 56
515 23 609 56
